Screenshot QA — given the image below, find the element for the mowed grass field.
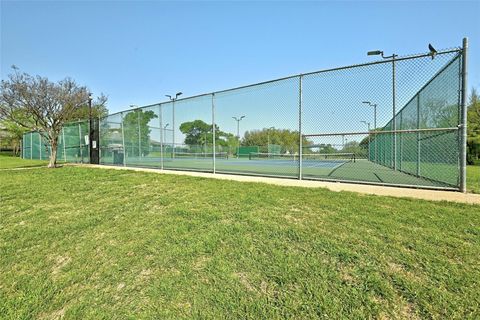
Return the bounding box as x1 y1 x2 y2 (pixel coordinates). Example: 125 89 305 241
467 165 480 194
0 155 479 319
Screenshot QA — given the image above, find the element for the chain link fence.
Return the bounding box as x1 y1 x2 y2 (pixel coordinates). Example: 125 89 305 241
22 120 90 163
24 39 468 191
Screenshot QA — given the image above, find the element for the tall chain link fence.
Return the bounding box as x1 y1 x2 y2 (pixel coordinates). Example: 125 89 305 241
22 120 90 163
24 40 468 191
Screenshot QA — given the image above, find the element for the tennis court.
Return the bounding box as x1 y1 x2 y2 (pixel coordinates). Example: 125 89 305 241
23 39 468 191
110 151 445 187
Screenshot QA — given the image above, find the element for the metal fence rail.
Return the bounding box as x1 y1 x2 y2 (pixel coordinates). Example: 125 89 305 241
24 38 468 191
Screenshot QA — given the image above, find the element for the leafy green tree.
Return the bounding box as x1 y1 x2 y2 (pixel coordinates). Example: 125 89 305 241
123 109 157 156
317 144 337 154
69 93 109 120
242 128 310 153
0 67 106 167
342 141 366 158
467 88 480 164
179 120 236 151
179 120 213 146
0 109 30 155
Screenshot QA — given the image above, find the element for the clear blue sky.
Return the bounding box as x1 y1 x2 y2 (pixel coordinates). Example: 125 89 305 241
1 0 479 117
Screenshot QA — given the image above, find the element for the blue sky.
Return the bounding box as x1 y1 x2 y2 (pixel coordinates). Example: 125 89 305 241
1 1 478 114
1 0 479 145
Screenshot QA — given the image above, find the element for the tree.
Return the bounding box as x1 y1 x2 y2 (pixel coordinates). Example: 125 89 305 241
467 87 480 164
179 120 235 151
0 119 28 155
179 120 213 147
0 109 30 155
122 109 157 156
0 67 106 167
317 144 337 154
342 141 366 158
69 93 109 120
242 128 310 153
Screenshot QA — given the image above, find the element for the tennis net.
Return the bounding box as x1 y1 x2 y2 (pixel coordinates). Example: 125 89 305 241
249 152 355 163
173 152 229 159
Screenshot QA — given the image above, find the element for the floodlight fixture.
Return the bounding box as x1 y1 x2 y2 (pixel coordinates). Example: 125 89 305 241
367 50 383 56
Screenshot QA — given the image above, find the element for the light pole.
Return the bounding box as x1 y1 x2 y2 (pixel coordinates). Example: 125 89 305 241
232 115 245 158
165 92 182 158
362 101 378 162
368 50 397 169
361 121 371 161
163 123 169 153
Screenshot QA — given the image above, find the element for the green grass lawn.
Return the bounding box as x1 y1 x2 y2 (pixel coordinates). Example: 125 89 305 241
0 154 49 169
1 158 479 319
467 165 480 194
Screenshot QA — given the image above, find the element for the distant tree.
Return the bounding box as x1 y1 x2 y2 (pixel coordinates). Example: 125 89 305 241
179 120 213 146
122 109 157 156
242 128 310 153
0 109 30 155
69 93 109 120
316 144 336 154
0 67 106 167
179 119 235 151
342 141 366 158
467 88 480 164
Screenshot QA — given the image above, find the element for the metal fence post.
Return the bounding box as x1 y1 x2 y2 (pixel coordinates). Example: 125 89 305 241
159 104 164 170
374 104 377 163
172 101 175 159
392 55 397 170
30 132 33 159
78 123 83 163
137 109 141 158
38 132 42 160
460 37 468 192
62 127 67 162
416 94 421 177
121 112 126 167
96 118 100 164
298 75 303 180
212 93 216 174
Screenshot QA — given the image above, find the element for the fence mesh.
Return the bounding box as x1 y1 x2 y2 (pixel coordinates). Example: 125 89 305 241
22 121 89 163
24 44 466 190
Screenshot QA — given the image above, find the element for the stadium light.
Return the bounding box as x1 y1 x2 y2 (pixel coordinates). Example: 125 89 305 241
165 92 183 158
367 50 383 56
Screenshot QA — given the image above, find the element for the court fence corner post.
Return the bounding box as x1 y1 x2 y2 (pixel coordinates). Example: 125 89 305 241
159 104 164 170
30 132 33 160
460 37 468 193
298 74 303 180
121 111 126 167
212 93 216 174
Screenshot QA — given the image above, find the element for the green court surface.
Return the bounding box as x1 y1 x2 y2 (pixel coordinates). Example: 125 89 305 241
100 156 454 189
